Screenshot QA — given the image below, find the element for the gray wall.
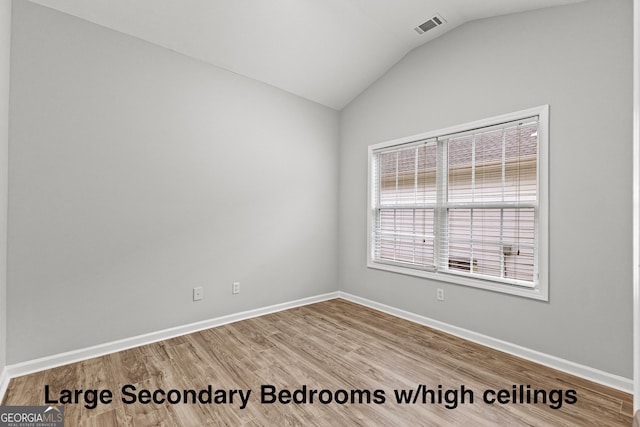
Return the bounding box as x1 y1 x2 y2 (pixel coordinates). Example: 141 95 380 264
0 0 11 373
339 0 633 378
7 1 339 364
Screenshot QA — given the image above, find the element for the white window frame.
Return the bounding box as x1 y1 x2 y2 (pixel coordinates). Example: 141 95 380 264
367 105 549 301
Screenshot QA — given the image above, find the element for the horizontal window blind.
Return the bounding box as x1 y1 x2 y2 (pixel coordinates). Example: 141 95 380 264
372 142 437 269
371 116 539 288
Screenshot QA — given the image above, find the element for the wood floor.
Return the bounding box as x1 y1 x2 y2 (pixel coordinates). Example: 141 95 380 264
2 299 633 426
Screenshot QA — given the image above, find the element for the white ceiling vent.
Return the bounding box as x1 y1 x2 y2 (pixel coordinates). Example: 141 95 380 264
414 14 446 35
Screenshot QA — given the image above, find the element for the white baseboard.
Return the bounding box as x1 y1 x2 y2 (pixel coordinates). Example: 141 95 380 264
337 291 633 394
0 367 8 402
0 289 632 404
1 291 340 401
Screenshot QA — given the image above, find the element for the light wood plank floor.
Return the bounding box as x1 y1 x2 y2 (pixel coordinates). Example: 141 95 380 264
2 299 633 426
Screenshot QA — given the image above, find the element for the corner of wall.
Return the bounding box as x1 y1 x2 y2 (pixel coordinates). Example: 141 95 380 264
0 0 12 395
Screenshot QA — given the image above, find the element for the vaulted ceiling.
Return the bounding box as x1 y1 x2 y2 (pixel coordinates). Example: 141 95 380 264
26 0 585 110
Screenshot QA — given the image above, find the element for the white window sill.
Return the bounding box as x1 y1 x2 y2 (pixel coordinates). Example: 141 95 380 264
367 261 549 301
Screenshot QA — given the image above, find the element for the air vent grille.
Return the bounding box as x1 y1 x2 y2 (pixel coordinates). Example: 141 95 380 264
414 14 446 35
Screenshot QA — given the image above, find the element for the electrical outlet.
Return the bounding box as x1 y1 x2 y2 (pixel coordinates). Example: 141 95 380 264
193 286 203 301
436 288 444 301
232 282 240 295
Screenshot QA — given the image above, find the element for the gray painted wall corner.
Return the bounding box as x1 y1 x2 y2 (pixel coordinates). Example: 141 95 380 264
0 0 12 375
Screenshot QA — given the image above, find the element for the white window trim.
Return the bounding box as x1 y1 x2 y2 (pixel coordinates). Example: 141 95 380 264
367 105 549 301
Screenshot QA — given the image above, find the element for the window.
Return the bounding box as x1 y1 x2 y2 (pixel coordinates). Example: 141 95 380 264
368 106 548 300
